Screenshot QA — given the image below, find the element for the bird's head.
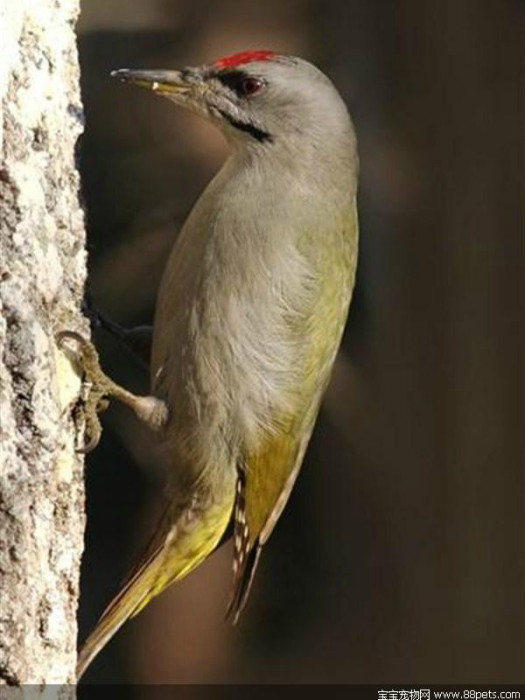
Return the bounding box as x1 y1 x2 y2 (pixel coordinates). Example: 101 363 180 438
111 51 353 154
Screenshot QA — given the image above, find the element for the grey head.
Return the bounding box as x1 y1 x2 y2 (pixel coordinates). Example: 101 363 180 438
111 50 355 157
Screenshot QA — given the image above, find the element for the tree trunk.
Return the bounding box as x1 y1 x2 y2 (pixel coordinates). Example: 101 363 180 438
0 0 86 686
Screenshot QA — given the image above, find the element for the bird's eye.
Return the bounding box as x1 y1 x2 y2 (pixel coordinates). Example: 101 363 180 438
241 77 264 96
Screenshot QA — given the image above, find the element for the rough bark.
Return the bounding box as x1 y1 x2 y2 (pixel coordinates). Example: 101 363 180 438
0 0 86 686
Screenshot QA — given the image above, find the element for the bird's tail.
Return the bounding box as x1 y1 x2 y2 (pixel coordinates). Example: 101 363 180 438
76 487 234 680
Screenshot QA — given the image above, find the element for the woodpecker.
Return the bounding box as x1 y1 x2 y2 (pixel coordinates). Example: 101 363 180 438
73 50 359 679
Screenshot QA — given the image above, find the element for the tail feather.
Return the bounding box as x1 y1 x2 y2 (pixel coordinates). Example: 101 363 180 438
226 543 262 625
76 486 235 680
76 547 163 680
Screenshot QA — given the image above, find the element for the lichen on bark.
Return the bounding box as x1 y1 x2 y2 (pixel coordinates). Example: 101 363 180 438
0 0 87 687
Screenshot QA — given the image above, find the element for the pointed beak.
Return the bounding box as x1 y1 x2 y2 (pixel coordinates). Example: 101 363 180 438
110 68 195 97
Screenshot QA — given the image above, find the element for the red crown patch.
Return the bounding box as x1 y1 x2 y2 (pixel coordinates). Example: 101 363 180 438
213 50 278 71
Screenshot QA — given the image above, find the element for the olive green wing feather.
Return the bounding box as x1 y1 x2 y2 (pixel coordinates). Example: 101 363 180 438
226 411 316 622
227 201 358 622
227 339 331 622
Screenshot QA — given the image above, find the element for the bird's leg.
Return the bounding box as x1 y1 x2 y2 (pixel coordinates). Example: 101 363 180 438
82 294 153 368
57 330 168 453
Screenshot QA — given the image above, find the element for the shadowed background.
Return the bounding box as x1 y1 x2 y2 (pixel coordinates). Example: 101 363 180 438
76 0 524 686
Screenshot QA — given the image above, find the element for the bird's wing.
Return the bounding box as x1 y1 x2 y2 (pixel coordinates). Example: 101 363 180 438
227 200 359 621
227 397 320 622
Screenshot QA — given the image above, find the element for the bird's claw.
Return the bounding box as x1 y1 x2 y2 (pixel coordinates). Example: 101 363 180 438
57 330 168 449
57 330 115 453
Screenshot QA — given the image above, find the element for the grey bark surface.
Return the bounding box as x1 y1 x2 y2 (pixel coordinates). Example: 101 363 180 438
0 0 86 686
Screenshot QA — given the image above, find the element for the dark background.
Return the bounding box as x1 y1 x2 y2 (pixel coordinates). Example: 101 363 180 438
76 0 524 686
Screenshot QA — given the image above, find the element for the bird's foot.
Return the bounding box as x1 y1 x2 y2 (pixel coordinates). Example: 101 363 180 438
57 330 168 453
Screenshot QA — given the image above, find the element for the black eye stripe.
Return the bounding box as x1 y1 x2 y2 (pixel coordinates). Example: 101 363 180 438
216 108 273 143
